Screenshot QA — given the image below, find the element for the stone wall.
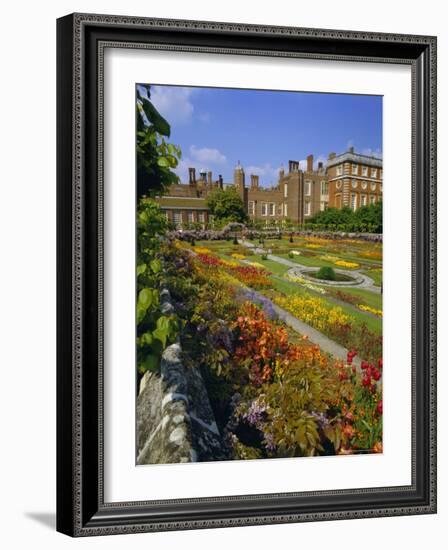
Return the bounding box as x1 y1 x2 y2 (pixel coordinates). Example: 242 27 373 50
137 292 226 465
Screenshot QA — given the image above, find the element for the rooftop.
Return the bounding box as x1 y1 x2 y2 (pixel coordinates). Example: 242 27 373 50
327 149 382 169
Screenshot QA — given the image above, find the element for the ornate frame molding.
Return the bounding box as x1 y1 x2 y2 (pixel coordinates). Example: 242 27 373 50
57 13 437 537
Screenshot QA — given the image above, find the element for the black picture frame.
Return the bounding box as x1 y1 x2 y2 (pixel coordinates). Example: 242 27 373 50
57 13 437 537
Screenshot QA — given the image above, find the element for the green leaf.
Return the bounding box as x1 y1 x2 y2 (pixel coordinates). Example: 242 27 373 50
157 157 170 168
140 96 171 136
140 353 160 373
150 259 162 274
137 264 147 277
137 288 158 323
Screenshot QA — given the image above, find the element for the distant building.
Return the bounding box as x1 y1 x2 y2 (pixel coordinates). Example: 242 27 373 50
327 147 383 210
155 148 382 228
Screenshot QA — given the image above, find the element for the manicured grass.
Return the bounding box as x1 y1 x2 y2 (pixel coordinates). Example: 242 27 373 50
364 268 382 286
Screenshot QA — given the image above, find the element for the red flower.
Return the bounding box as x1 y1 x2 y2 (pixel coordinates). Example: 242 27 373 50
378 358 383 370
361 360 369 370
362 375 371 387
372 367 381 381
377 400 383 415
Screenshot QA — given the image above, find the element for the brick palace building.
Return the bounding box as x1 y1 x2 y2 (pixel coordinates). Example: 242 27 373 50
156 147 382 227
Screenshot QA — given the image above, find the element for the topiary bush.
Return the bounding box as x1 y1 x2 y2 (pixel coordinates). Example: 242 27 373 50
316 266 336 280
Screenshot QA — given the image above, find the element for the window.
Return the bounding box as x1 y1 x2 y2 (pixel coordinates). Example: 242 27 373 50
261 202 267 216
199 212 205 223
187 211 194 223
278 204 283 216
320 201 327 211
248 201 255 215
371 168 377 178
351 164 358 175
362 166 368 176
173 211 182 227
320 181 328 196
350 193 357 211
304 180 312 196
284 203 288 217
370 195 376 205
336 165 343 176
304 202 311 216
284 183 288 198
380 169 383 178
361 194 367 207
269 203 276 216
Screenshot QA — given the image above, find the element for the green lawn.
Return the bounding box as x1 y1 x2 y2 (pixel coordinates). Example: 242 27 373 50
327 287 383 310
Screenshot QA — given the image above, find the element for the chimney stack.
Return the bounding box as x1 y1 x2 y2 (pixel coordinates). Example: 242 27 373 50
306 154 314 172
188 167 196 185
288 160 300 173
218 175 223 189
318 161 324 171
207 171 212 186
250 174 259 189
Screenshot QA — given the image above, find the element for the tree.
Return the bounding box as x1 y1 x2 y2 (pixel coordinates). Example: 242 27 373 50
136 85 182 199
308 203 382 233
205 187 248 224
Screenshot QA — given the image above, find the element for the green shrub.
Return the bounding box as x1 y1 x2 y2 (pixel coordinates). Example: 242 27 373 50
316 266 336 280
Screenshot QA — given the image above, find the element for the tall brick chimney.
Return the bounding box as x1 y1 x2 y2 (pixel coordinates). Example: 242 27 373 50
188 167 196 185
306 154 314 172
250 174 259 189
207 171 212 186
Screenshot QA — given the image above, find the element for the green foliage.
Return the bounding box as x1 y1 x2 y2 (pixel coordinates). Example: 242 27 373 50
316 266 336 280
136 199 178 374
308 202 382 233
136 84 182 198
205 187 248 224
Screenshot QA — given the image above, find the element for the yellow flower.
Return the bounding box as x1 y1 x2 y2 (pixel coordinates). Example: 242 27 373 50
335 260 359 269
358 304 383 317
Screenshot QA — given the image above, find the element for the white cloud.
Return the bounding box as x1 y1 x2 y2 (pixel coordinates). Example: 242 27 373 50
244 163 282 186
150 86 195 125
190 145 227 165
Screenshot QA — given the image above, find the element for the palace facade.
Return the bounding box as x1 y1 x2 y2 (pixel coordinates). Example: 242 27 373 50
156 147 382 227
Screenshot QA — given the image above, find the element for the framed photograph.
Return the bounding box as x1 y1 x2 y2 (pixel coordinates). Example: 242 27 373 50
56 13 437 536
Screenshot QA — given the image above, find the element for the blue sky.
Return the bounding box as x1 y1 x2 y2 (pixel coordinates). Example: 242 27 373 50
147 84 382 187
